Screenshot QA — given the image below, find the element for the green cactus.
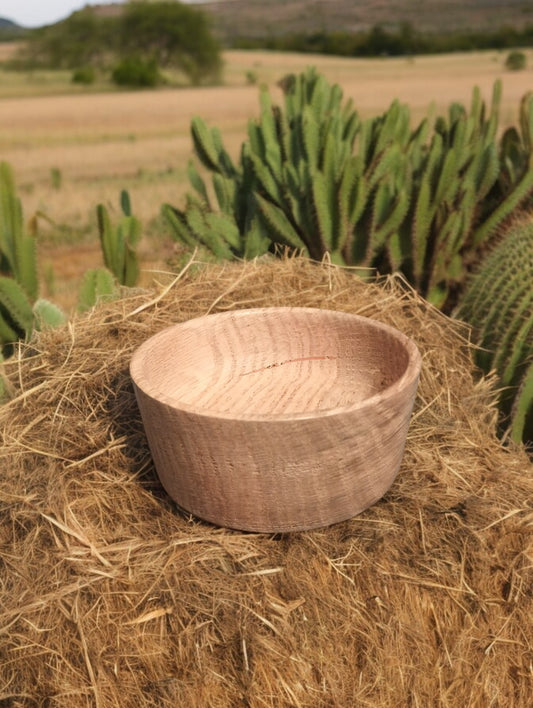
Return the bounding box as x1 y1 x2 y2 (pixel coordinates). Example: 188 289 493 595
0 275 34 344
0 274 66 353
0 161 38 301
456 217 533 445
165 70 533 310
97 190 142 287
0 161 66 353
78 267 118 313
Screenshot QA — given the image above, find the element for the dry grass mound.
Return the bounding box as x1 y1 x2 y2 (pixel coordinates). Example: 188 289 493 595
1 257 532 707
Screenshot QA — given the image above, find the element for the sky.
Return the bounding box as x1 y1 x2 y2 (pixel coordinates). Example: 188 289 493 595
1 1 205 28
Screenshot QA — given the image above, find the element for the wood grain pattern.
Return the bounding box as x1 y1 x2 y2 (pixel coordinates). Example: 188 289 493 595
130 307 421 532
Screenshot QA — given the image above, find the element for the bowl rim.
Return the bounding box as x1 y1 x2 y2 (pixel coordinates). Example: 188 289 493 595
130 306 422 423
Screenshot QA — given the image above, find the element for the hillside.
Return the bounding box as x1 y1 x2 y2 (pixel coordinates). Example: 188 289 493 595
4 2 531 41
198 0 533 41
0 17 25 36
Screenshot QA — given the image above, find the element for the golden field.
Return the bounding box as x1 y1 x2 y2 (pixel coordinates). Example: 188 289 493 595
1 47 532 306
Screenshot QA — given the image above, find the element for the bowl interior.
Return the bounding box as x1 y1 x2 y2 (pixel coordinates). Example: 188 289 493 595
132 308 414 419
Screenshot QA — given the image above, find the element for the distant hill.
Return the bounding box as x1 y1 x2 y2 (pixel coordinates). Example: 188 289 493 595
0 17 27 38
197 0 533 42
5 1 532 43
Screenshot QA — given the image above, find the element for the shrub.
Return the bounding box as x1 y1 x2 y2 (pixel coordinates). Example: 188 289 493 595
71 66 96 84
111 56 162 87
505 50 527 71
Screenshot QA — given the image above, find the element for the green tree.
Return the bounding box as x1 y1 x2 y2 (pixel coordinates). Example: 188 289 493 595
20 9 117 69
119 2 222 84
15 2 221 85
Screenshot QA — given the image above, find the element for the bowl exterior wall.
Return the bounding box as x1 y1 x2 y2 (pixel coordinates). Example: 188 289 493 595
133 373 419 532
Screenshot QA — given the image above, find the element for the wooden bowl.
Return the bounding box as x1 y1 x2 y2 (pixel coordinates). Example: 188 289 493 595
130 307 421 532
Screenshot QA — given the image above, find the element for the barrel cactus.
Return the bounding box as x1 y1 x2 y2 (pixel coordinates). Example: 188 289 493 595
456 215 533 445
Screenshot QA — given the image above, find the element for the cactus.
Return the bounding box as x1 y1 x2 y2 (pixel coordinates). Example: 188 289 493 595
0 274 66 353
97 190 142 287
78 268 118 313
165 70 533 310
0 161 38 301
456 216 533 445
0 161 66 353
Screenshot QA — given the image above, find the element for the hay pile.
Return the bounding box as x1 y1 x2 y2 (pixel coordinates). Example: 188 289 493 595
1 257 532 707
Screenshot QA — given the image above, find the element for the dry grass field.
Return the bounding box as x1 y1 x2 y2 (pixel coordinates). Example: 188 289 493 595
1 47 532 307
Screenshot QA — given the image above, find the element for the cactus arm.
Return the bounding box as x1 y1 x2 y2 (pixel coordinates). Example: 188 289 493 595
186 204 234 260
301 105 320 170
500 310 533 387
364 145 405 211
510 361 533 444
191 116 221 172
258 87 283 171
248 151 283 206
433 148 459 206
338 156 365 258
310 170 332 255
191 117 236 176
97 203 118 277
407 117 430 161
472 166 533 247
0 275 34 339
78 268 117 313
0 311 19 344
341 108 361 145
120 188 132 217
371 185 411 254
204 211 242 253
14 234 38 302
212 173 236 215
97 199 141 287
247 119 263 159
281 162 306 229
123 243 140 288
474 143 500 201
411 177 433 287
187 160 210 206
519 92 533 153
387 228 410 273
273 105 291 163
0 162 38 301
162 204 199 250
0 161 20 269
32 298 66 330
243 216 270 259
254 193 307 254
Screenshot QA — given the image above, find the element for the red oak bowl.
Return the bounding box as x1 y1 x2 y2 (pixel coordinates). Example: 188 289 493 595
130 307 421 532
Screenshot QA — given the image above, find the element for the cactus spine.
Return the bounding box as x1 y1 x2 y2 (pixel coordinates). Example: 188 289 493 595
456 216 533 445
